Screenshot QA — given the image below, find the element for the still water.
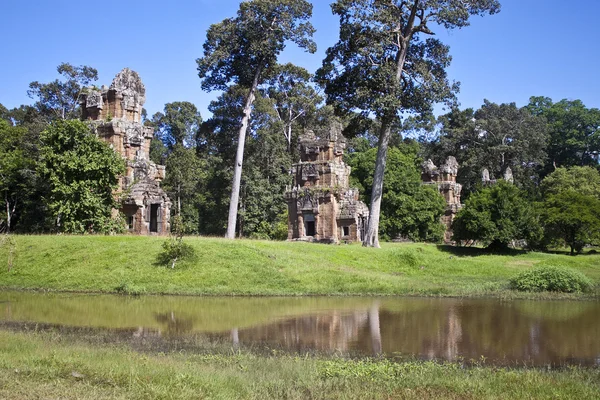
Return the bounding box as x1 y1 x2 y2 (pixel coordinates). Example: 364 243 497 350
1 291 599 366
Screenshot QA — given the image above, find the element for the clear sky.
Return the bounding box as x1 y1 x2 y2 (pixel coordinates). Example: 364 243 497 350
1 0 599 119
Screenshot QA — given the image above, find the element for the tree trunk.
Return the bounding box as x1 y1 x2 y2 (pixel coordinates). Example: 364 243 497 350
362 3 417 247
362 121 393 248
225 67 263 239
5 195 11 235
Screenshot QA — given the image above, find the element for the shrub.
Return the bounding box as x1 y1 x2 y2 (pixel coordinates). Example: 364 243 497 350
157 216 197 268
509 266 593 293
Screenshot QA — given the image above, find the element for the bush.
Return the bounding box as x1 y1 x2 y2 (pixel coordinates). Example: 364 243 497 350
157 216 197 268
509 266 593 293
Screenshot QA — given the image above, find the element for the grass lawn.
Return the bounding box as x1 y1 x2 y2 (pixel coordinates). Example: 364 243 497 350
0 235 598 298
0 330 598 400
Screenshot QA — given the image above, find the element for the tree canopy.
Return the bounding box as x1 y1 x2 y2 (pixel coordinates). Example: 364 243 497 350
197 0 316 239
317 0 500 247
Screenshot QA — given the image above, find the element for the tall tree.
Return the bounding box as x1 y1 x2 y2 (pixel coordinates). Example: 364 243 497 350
197 0 316 239
317 0 500 247
263 63 322 151
152 102 203 150
162 144 206 233
27 63 98 121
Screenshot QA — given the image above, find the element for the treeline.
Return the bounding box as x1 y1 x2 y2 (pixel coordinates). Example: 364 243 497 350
1 0 599 253
1 61 599 253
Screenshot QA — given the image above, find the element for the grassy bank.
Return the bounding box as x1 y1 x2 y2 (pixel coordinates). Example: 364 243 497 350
1 235 599 298
0 330 598 399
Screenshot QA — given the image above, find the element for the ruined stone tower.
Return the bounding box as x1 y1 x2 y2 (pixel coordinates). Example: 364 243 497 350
285 122 369 243
422 157 463 242
80 68 171 235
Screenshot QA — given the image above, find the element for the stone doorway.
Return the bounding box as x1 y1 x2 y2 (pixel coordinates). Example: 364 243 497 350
304 214 316 237
149 204 159 233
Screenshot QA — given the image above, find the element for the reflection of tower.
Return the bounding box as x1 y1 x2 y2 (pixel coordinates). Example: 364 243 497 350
445 305 462 361
369 302 382 355
231 328 239 350
422 157 463 242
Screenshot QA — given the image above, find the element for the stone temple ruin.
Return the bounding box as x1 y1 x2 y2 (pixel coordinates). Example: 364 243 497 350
80 68 171 235
285 122 369 243
482 167 514 185
422 157 463 243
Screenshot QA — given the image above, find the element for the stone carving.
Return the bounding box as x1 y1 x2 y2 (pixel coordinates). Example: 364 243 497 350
440 156 459 175
285 122 369 243
482 168 490 183
422 159 437 174
123 122 145 146
503 167 514 183
86 90 103 109
80 68 170 235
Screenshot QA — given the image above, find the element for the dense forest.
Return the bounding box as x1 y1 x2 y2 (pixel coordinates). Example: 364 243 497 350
1 1 599 254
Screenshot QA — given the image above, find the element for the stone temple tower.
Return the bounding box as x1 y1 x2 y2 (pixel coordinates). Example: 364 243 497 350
285 122 369 243
80 68 171 235
422 156 463 242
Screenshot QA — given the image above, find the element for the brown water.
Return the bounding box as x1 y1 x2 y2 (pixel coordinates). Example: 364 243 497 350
1 291 599 366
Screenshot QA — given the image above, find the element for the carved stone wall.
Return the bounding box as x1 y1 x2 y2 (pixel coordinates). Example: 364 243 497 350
285 122 369 243
422 156 463 243
81 68 171 235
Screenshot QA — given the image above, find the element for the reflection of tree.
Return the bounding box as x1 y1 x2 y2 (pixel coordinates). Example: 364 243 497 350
154 312 194 335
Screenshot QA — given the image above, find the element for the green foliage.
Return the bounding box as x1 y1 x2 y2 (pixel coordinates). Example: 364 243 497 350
541 190 600 255
197 0 316 91
317 1 500 122
431 101 548 198
27 63 98 121
152 102 203 149
39 119 125 233
348 144 446 242
510 266 593 293
157 216 197 268
162 145 206 234
452 181 542 250
528 97 600 172
0 120 35 233
541 166 600 200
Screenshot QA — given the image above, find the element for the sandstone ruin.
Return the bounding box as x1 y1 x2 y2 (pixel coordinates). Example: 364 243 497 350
482 166 514 185
285 123 369 243
80 68 171 235
422 157 463 242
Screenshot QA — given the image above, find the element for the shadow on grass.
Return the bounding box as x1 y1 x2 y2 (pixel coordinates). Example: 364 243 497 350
436 245 528 257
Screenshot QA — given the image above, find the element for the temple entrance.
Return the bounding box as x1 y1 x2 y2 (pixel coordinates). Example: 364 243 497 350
150 204 159 233
304 214 316 237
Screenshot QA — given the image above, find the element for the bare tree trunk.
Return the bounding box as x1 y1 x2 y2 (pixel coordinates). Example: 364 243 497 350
362 122 392 248
225 67 263 239
362 2 418 247
5 196 11 235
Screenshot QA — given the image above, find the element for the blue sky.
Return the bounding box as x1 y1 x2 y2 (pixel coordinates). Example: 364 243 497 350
1 0 599 119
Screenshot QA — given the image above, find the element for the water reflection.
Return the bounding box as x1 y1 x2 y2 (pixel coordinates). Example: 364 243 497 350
1 291 598 366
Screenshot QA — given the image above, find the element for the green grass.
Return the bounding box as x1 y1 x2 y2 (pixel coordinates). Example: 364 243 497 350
0 330 598 399
1 235 599 298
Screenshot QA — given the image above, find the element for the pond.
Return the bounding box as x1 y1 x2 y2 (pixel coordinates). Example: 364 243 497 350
1 291 598 366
